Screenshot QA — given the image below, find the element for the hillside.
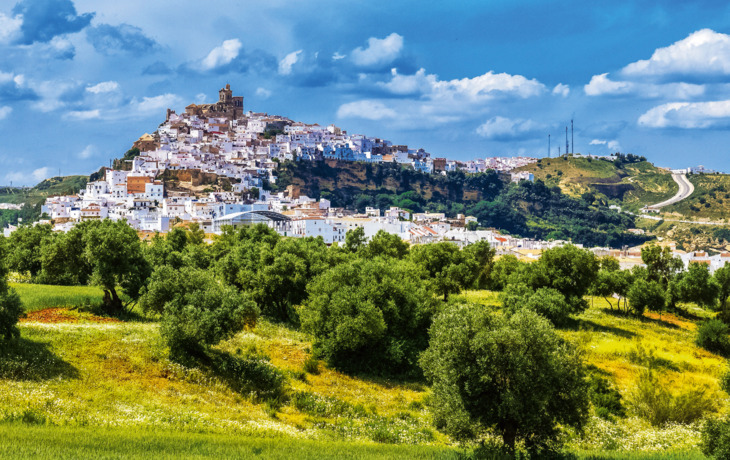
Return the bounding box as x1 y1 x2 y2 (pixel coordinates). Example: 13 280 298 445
0 176 88 205
513 156 678 211
660 174 730 221
0 285 714 458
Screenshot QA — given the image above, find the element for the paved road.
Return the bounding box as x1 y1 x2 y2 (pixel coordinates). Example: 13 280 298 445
646 174 694 210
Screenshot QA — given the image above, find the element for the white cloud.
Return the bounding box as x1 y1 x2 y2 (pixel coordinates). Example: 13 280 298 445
278 50 302 75
78 145 96 159
638 100 730 128
552 83 570 97
379 68 437 95
585 73 632 96
476 116 543 140
337 100 397 120
0 13 22 44
351 33 403 67
0 106 11 120
584 72 704 99
332 52 346 61
32 167 50 182
255 87 272 99
86 81 119 94
65 109 101 120
201 39 242 71
381 68 545 102
132 94 182 114
195 93 207 104
590 139 622 151
622 29 730 80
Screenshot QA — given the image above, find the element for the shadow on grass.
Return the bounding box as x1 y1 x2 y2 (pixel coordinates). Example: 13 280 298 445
172 348 288 403
0 337 78 381
563 316 636 339
640 315 680 330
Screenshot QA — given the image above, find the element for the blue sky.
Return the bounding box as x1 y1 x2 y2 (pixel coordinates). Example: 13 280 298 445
2 0 730 184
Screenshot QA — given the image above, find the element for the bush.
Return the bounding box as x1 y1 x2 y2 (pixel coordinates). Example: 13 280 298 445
586 371 625 420
141 266 259 358
696 319 730 356
702 416 730 459
303 355 320 375
500 284 571 326
628 278 666 316
629 369 717 426
0 240 22 342
301 257 436 377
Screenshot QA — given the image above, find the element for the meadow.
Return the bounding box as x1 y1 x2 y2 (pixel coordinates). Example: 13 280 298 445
0 284 725 458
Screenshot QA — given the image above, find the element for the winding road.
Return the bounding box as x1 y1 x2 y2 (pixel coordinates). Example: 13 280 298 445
646 173 694 210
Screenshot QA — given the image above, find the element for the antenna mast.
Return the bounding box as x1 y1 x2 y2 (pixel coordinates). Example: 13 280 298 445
565 126 569 156
548 134 551 158
571 119 574 154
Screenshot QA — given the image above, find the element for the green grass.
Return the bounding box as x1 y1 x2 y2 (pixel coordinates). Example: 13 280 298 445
10 283 105 312
0 423 461 459
574 450 705 459
0 286 721 458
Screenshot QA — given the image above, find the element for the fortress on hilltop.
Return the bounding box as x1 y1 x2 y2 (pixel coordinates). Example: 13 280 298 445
181 84 244 120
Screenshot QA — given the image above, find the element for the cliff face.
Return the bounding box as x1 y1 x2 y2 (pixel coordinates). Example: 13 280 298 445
272 160 506 207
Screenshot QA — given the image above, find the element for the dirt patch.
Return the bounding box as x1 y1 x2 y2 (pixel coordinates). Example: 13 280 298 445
20 308 123 324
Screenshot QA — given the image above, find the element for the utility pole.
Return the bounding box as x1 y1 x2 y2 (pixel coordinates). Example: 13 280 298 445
548 134 551 158
565 126 569 156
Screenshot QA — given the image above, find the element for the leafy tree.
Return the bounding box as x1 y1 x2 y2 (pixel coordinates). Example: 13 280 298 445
0 239 22 341
360 230 409 260
627 278 666 316
37 225 91 285
344 227 366 253
488 254 523 291
5 224 53 278
462 240 495 289
409 242 478 301
715 264 730 309
673 262 719 309
696 319 730 356
140 265 258 358
500 283 571 326
522 244 598 315
421 305 588 452
301 257 436 376
592 268 633 313
83 220 151 312
641 244 683 288
702 416 730 459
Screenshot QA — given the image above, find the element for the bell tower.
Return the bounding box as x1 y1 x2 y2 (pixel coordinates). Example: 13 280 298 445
219 84 232 104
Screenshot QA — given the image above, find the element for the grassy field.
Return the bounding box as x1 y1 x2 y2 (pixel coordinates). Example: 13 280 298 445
10 283 106 312
0 424 461 459
0 284 725 458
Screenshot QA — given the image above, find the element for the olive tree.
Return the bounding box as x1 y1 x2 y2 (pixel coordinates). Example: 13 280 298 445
301 257 436 376
420 305 589 452
83 220 151 312
0 237 22 341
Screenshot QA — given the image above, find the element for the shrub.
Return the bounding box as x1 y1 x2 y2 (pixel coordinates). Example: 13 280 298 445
628 278 665 316
500 284 571 326
0 240 22 341
702 416 730 459
303 355 320 375
629 369 717 426
301 257 436 377
586 371 625 419
141 266 259 358
696 319 730 356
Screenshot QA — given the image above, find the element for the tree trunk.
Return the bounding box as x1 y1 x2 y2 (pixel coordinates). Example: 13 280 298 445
103 287 123 313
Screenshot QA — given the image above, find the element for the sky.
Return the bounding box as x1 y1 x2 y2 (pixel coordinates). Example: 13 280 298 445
2 0 730 184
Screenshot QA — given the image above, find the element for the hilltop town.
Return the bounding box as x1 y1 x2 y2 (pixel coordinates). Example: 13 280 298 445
33 85 537 244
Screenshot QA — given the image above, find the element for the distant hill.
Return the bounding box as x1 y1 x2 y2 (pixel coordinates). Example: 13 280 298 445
513 156 678 212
